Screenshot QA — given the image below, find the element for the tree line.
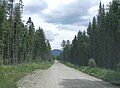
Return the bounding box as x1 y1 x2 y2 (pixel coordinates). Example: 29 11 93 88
59 0 120 69
0 0 52 65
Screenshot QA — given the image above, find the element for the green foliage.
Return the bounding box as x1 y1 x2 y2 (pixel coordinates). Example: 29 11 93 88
60 61 78 69
0 61 53 88
62 61 120 86
0 0 53 64
80 67 120 86
0 59 3 65
60 0 120 69
61 40 66 49
117 63 120 71
88 58 97 67
0 1 53 87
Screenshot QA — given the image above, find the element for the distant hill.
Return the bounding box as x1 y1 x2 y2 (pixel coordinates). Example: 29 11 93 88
52 49 62 57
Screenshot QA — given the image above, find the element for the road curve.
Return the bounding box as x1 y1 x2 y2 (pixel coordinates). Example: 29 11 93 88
18 61 119 88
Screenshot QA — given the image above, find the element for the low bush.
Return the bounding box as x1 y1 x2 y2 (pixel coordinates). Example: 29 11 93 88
117 63 120 71
88 58 97 67
0 61 53 88
61 61 120 86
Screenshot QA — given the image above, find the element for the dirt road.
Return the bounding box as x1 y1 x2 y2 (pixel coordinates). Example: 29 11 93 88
18 61 119 88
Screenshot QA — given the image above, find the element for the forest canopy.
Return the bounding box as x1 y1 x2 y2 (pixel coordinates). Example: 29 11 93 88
60 0 120 69
0 0 52 65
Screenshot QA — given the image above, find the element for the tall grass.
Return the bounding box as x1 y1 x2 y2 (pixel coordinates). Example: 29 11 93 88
61 61 120 86
80 66 120 86
0 61 53 88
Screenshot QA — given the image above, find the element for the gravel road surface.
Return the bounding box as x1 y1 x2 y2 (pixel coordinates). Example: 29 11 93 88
18 61 119 88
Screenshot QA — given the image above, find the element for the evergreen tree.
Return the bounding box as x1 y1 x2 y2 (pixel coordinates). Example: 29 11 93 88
60 0 120 69
0 0 53 64
0 0 7 64
26 17 35 61
45 40 52 60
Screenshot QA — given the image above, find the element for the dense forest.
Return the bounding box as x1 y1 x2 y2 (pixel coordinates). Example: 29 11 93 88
59 0 120 69
0 0 52 65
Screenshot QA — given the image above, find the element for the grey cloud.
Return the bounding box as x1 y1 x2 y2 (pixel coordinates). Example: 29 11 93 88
42 0 99 26
57 24 86 32
24 0 48 14
45 30 58 42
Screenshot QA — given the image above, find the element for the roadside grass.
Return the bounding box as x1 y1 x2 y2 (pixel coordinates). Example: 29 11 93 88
0 61 54 88
61 61 120 86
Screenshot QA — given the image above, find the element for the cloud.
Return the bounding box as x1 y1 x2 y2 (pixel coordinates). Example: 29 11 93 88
22 0 113 49
45 30 58 42
50 30 77 49
42 0 99 26
57 24 86 32
23 0 48 14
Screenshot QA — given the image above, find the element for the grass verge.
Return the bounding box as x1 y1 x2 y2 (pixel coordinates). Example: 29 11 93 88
0 61 54 88
61 61 120 86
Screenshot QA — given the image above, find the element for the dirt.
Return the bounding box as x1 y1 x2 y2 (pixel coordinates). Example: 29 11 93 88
17 61 119 88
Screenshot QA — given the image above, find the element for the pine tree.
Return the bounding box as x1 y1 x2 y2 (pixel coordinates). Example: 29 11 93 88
26 17 35 61
60 0 120 69
12 0 23 64
0 0 7 64
0 0 53 65
46 40 52 60
71 35 78 64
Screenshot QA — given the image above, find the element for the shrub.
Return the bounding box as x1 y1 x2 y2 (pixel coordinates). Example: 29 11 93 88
117 63 120 71
88 58 97 67
0 58 3 65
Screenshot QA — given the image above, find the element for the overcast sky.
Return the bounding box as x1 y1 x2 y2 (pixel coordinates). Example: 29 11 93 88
22 0 112 50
